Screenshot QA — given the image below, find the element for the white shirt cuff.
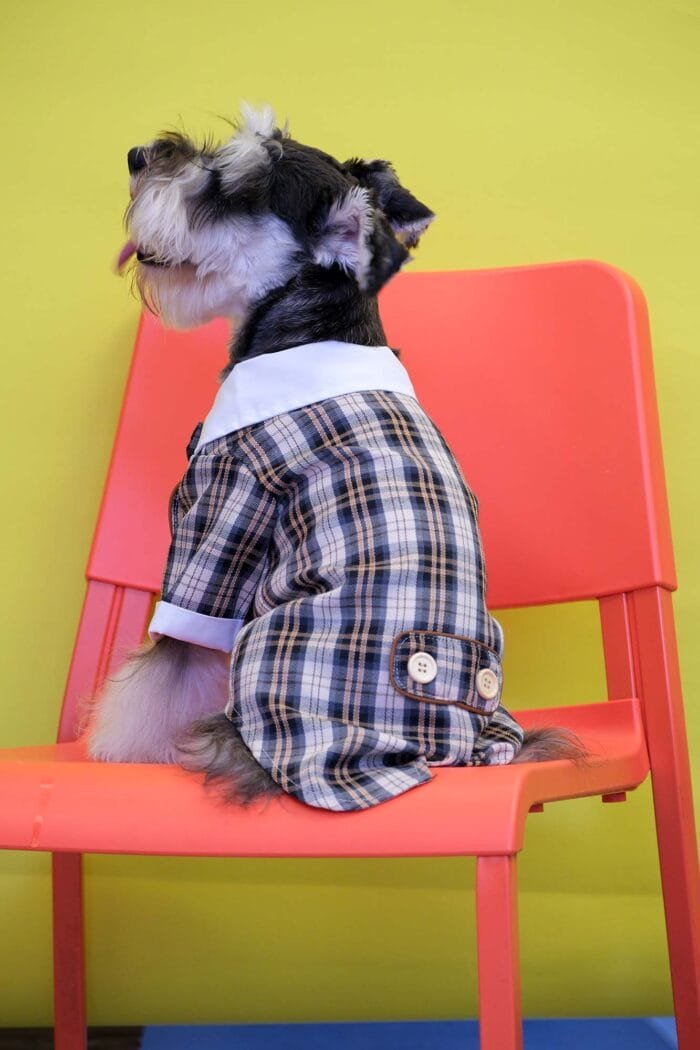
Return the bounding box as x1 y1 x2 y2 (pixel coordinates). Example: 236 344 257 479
149 601 244 652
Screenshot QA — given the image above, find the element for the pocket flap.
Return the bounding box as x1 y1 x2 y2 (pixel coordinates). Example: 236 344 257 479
390 630 503 715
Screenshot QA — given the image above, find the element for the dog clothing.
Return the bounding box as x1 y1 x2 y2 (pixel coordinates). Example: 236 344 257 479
149 341 524 810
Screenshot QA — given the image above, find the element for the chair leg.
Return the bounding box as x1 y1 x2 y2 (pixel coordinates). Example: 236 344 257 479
632 588 700 1049
52 853 87 1050
476 854 523 1050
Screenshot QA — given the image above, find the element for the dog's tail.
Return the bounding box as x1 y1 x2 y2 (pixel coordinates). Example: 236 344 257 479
511 726 588 765
176 713 280 805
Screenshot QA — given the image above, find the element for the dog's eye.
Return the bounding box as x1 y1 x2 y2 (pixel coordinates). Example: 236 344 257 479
152 141 175 161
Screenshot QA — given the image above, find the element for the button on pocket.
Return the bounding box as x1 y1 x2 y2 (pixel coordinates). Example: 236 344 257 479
390 629 503 715
407 651 438 684
476 668 499 701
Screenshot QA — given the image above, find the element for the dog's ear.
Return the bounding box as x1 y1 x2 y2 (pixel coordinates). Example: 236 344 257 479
341 159 435 249
312 186 409 295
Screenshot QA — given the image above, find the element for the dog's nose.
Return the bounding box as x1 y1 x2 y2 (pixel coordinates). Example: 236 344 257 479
127 146 147 175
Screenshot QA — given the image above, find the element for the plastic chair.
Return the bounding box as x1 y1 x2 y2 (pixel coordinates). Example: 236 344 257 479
1 262 698 1050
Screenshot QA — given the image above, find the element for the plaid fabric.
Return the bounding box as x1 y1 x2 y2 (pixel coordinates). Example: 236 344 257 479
159 387 524 810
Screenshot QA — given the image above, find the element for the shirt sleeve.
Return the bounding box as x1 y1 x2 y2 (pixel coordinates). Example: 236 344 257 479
148 447 276 652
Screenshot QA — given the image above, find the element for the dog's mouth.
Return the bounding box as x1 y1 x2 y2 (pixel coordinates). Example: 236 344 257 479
117 241 188 272
136 249 170 267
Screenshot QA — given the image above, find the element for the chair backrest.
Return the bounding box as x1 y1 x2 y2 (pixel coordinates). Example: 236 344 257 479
87 261 676 609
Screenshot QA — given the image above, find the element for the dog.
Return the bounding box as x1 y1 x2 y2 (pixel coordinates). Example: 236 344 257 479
85 104 583 810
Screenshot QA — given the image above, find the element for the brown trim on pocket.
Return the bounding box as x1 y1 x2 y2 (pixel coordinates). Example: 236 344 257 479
391 628 501 659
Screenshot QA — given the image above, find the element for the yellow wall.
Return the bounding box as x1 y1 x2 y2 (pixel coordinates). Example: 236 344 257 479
1 0 697 1025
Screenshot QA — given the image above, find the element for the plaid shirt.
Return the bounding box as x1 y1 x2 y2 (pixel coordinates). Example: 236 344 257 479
149 341 524 810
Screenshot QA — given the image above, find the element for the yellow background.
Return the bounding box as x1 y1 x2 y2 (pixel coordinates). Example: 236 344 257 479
1 0 698 1026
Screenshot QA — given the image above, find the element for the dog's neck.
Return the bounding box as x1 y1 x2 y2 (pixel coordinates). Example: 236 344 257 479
223 265 387 376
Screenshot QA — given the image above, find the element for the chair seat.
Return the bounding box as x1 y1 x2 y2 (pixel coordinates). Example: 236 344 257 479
0 700 648 858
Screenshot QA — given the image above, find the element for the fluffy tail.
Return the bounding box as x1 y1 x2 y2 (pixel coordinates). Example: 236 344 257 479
176 713 280 805
511 726 588 765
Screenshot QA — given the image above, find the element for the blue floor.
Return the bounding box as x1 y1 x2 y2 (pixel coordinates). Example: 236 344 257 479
141 1018 678 1049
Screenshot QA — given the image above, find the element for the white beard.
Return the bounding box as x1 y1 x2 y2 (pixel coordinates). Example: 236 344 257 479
133 213 301 329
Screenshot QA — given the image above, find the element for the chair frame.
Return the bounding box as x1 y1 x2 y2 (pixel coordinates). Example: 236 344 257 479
48 583 699 1049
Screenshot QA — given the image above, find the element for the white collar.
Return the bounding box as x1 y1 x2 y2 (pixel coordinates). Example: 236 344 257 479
194 340 417 454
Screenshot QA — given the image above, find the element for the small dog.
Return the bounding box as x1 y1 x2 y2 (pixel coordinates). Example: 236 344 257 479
86 105 582 810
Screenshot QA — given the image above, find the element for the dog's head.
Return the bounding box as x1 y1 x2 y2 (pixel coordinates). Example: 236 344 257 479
119 104 435 328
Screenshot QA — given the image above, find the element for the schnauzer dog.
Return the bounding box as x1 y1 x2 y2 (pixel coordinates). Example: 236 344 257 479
86 104 582 811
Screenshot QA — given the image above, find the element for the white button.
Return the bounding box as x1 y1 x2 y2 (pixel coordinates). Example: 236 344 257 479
407 651 438 684
476 668 499 701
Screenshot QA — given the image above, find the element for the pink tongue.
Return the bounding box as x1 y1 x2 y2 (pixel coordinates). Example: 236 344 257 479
116 240 137 272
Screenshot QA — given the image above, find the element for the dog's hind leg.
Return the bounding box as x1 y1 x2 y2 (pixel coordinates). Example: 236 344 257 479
176 714 280 804
84 636 229 764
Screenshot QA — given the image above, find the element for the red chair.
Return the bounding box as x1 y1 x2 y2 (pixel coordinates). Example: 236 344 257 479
1 262 698 1049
